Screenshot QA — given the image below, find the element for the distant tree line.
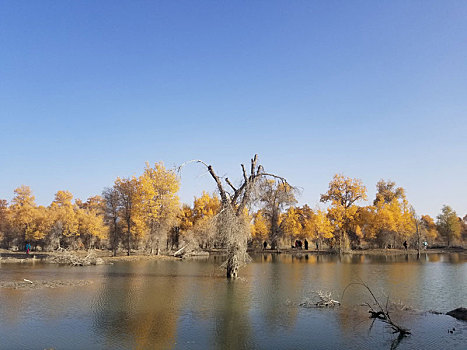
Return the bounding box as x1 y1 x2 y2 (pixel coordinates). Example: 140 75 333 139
0 164 465 254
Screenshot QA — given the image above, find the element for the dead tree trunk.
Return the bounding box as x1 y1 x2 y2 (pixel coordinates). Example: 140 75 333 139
180 154 290 278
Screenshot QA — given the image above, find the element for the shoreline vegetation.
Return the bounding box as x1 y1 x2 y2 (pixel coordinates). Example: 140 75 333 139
1 159 466 275
1 246 465 265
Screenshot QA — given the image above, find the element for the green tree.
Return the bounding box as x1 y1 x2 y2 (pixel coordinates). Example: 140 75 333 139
436 205 461 247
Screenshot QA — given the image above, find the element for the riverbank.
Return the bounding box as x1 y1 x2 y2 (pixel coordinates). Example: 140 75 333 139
0 249 178 264
251 246 466 256
1 246 465 264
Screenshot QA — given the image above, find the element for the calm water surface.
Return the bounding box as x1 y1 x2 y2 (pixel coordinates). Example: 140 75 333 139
0 253 466 349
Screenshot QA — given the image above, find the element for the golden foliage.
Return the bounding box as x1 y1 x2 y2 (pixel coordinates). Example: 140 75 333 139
1 166 463 252
281 207 301 238
252 210 269 240
179 204 194 232
320 174 367 208
421 215 438 241
10 186 37 240
50 190 78 237
193 191 220 223
140 162 180 226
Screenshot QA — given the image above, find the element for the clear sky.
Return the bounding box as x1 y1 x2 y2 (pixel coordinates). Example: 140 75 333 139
1 1 466 217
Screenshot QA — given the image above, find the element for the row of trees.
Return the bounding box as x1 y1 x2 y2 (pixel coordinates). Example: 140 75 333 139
250 175 466 252
0 186 106 250
0 162 180 255
0 165 465 255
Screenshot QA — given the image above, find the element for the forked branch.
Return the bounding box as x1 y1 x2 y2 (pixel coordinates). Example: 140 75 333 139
342 282 411 337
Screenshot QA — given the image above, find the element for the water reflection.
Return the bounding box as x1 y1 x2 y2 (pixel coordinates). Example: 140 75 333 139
93 261 184 349
0 253 465 349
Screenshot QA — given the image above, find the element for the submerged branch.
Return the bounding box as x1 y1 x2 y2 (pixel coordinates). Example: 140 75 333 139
342 281 411 337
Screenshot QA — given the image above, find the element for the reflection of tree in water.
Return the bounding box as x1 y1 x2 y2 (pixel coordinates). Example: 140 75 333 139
210 279 253 349
253 254 305 332
92 262 185 349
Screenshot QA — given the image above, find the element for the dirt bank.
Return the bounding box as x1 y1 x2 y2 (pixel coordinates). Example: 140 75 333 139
0 248 179 265
0 279 92 290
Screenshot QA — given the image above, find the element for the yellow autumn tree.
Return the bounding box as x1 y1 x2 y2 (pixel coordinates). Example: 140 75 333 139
191 191 220 249
76 206 107 249
251 210 269 244
179 204 194 233
140 162 181 254
49 190 78 248
320 174 367 253
371 180 415 248
312 209 334 250
281 207 301 242
295 206 334 250
421 215 438 243
26 206 53 244
10 186 37 246
0 199 13 247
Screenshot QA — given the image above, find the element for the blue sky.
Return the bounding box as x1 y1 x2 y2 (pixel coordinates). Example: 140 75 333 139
1 1 466 217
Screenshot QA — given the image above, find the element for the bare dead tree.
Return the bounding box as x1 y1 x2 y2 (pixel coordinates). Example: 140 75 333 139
342 282 411 340
179 154 290 278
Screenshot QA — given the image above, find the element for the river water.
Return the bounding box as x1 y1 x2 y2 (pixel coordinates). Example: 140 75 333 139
0 252 466 349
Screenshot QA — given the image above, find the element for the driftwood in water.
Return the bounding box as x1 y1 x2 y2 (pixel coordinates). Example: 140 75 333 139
342 282 411 338
300 290 341 308
314 290 341 307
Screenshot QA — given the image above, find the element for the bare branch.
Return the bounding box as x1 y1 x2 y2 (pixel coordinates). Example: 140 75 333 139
250 154 258 177
256 164 263 175
225 178 237 192
177 159 210 173
260 172 289 184
342 281 411 337
207 165 229 205
241 164 248 183
231 182 247 206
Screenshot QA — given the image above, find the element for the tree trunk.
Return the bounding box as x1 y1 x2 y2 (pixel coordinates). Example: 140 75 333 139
226 249 239 278
339 230 347 254
127 220 131 256
182 154 289 279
